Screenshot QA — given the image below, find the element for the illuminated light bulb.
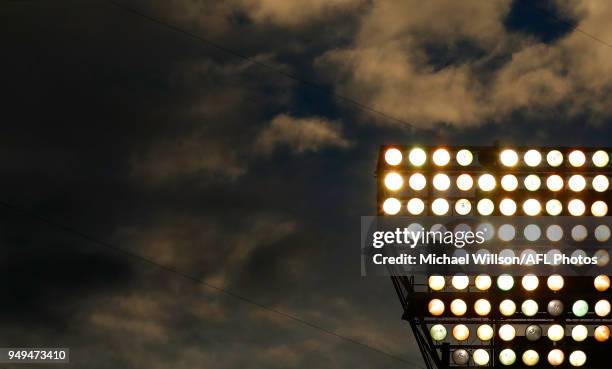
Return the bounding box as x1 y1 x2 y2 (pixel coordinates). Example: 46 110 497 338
547 174 563 191
591 200 608 216
408 173 426 191
571 225 588 241
455 199 471 215
546 224 563 242
525 325 542 341
499 198 516 216
593 175 609 192
477 199 494 215
568 199 586 216
475 275 491 291
431 198 449 215
594 275 610 291
569 150 586 167
500 174 518 191
522 199 541 216
548 349 565 366
384 148 402 166
594 325 610 342
451 275 469 290
428 275 445 291
406 198 425 215
452 324 470 341
548 324 565 342
450 299 467 316
500 149 518 167
428 299 445 316
499 349 516 366
595 225 611 242
408 148 426 166
382 198 401 215
498 224 515 241
432 173 451 191
595 250 610 266
522 274 539 291
572 325 588 342
432 148 450 166
499 299 516 316
430 324 447 341
592 150 609 167
477 324 494 341
572 300 588 317
595 299 611 317
452 349 469 365
522 299 539 316
456 149 473 166
499 324 516 341
524 224 541 241
522 350 540 366
568 174 586 192
546 199 562 215
547 150 563 167
524 174 541 191
547 275 564 291
497 274 514 291
569 351 586 367
384 172 403 191
478 173 496 191
456 174 473 191
524 149 542 166
474 299 491 316
548 300 564 316
473 349 489 366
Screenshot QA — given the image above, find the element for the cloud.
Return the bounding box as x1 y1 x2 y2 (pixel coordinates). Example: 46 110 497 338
255 114 351 154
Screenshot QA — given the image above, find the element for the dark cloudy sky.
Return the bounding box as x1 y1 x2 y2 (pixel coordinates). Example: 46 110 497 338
3 0 612 368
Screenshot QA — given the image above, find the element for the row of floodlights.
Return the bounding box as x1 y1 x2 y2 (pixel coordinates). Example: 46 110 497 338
427 275 610 292
383 172 610 192
384 148 610 168
382 197 608 216
448 346 590 366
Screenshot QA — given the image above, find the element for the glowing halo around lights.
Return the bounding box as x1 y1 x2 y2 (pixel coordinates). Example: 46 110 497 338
499 349 516 366
522 274 539 291
524 149 542 166
452 324 470 341
592 150 609 167
474 299 491 316
384 172 403 191
477 324 494 341
569 149 586 167
499 198 517 216
430 324 447 341
546 174 564 191
473 349 489 366
451 275 469 290
501 174 518 191
522 299 539 316
408 147 426 166
428 299 444 316
384 148 402 165
497 274 514 291
432 148 450 166
499 324 516 341
524 174 541 191
455 199 471 215
477 199 494 215
548 349 565 367
450 299 467 316
594 275 610 291
593 174 609 192
456 174 473 191
572 325 588 342
546 199 563 215
475 274 492 291
569 351 586 367
594 325 610 342
547 150 563 166
499 299 516 316
522 350 540 366
547 275 564 291
478 173 496 191
568 174 586 192
407 198 425 215
428 275 445 291
432 173 450 191
408 173 426 191
592 200 608 216
523 199 541 216
548 324 565 342
456 149 473 166
568 199 586 216
500 149 518 167
431 198 450 215
382 198 401 215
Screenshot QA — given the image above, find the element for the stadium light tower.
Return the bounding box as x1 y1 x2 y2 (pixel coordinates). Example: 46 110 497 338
375 146 612 368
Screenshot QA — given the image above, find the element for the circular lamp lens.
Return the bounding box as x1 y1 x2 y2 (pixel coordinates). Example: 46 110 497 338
547 275 564 291
569 351 586 367
408 173 426 190
497 274 514 291
428 299 445 316
478 174 496 191
408 148 427 166
456 150 473 166
595 299 611 317
548 324 565 341
547 174 564 191
523 199 541 216
548 300 564 316
593 175 609 192
500 149 518 167
525 325 542 341
407 198 425 215
569 150 586 167
522 350 539 366
595 225 611 242
522 275 539 291
475 275 492 291
569 174 586 192
592 201 608 216
595 275 611 291
499 349 516 366
499 324 516 341
547 150 563 166
384 148 402 166
500 299 516 316
477 324 494 341
455 199 471 215
428 275 445 291
383 198 401 215
501 174 518 191
524 149 542 166
430 324 447 341
499 198 517 216
473 349 489 366
546 225 564 241
384 172 403 191
524 174 541 191
432 149 450 166
477 199 494 215
571 225 588 241
548 349 565 366
593 150 609 167
524 224 541 241
474 299 491 316
456 174 473 191
451 275 469 290
594 325 610 342
572 300 589 317
450 299 467 316
433 173 451 191
452 324 470 341
452 349 469 365
568 199 586 216
572 325 588 342
431 198 449 215
546 199 563 215
522 299 539 316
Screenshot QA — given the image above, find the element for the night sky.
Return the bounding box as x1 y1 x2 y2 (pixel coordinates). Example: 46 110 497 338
3 1 612 368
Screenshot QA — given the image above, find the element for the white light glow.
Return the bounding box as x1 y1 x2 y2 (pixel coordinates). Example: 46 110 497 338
433 173 450 191
432 148 450 166
428 299 444 316
594 325 610 342
594 275 610 291
595 225 611 242
593 175 609 192
456 149 473 166
592 200 608 217
408 173 426 191
501 174 518 191
524 174 541 191
522 350 539 366
473 349 489 366
546 199 563 215
547 150 563 167
523 199 541 216
547 175 564 191
428 275 445 291
475 274 492 291
430 324 447 341
568 199 586 216
456 174 473 191
569 150 586 167
569 351 586 367
592 150 609 167
568 174 586 192
499 349 516 366
547 275 564 291
548 349 565 367
572 325 588 342
383 198 401 215
431 198 450 215
477 324 494 341
474 299 491 316
499 324 515 341
451 275 469 290
499 198 517 216
384 172 403 191
384 148 402 166
522 275 539 291
452 324 470 341
497 274 514 291
477 199 494 215
500 149 518 167
408 148 427 166
455 199 471 215
522 299 539 316
548 324 564 341
499 299 516 316
478 173 496 191
595 299 611 317
407 198 425 215
524 149 542 166
450 299 467 316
